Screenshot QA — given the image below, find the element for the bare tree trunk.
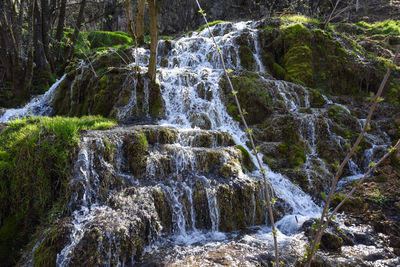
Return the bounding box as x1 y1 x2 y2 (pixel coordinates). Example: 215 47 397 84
67 0 87 59
136 0 146 46
41 0 50 62
125 0 136 41
54 0 66 64
147 0 161 84
55 0 66 42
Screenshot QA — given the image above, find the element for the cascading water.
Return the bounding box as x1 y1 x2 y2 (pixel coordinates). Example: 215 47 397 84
0 74 66 123
155 21 323 230
10 20 395 266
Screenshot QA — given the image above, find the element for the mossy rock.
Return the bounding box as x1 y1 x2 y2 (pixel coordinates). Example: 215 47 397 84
124 131 149 177
220 71 273 125
235 145 254 172
239 46 255 71
33 222 70 267
277 143 306 168
321 231 343 251
283 45 313 87
309 88 326 108
330 193 364 212
148 81 165 119
217 183 264 231
0 116 116 265
152 189 172 233
281 23 312 47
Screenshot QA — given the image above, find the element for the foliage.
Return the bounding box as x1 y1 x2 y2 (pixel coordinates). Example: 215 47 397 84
0 116 116 265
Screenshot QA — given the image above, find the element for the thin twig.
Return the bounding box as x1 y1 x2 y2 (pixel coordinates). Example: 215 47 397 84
306 47 400 267
194 1 280 265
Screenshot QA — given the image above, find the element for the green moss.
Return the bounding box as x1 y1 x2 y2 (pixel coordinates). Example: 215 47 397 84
277 143 289 154
148 82 164 119
227 104 239 121
239 46 255 71
272 62 286 80
277 143 306 168
235 145 253 172
356 20 400 37
309 88 326 108
195 20 227 32
33 223 67 267
386 82 400 106
93 75 117 117
125 131 149 177
328 105 348 125
280 15 320 25
0 116 116 264
330 193 363 211
281 23 312 47
221 71 272 125
99 75 109 89
69 30 133 57
283 45 313 87
86 31 132 49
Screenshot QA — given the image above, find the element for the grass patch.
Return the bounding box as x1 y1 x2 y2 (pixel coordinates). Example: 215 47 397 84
196 20 227 32
0 116 116 265
280 15 321 25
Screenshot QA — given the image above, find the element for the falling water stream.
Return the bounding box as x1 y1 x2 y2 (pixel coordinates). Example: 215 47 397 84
0 21 396 266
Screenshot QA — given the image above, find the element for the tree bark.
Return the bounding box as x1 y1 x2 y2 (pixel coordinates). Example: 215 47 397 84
147 0 162 84
67 0 87 59
136 0 146 46
125 0 136 41
54 0 67 63
41 0 50 63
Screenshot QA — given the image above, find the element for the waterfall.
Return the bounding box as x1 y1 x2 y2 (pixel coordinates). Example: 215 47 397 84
154 21 322 231
12 20 393 265
0 74 66 123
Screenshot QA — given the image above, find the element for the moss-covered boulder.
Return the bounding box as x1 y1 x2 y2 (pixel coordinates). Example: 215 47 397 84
258 19 399 97
124 131 149 178
52 50 165 121
239 46 256 71
0 116 116 265
220 71 273 125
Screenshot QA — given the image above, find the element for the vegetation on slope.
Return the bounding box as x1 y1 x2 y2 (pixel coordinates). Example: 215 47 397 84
0 116 116 265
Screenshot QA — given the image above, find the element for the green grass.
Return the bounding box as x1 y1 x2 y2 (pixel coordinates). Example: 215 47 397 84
195 20 227 32
0 116 116 265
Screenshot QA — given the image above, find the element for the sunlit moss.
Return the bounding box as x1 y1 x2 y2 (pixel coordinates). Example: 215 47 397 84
280 15 321 25
0 116 116 264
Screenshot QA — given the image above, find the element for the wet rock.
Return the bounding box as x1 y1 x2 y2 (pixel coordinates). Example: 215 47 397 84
390 236 400 248
189 113 212 130
321 231 343 251
124 131 149 177
354 233 375 246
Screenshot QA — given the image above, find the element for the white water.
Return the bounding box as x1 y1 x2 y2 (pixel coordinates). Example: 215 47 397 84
0 74 66 123
154 21 322 235
7 20 390 265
